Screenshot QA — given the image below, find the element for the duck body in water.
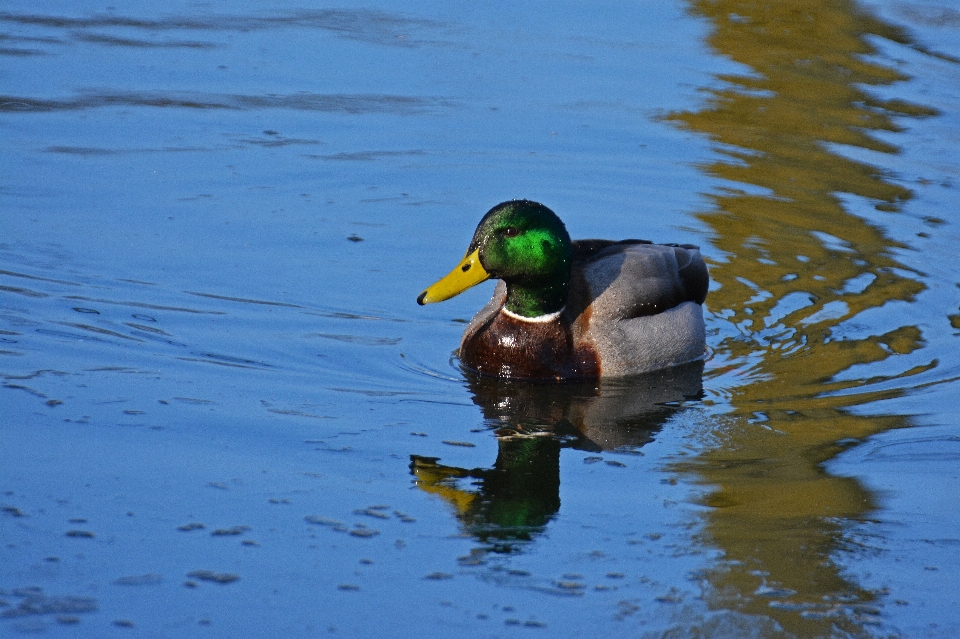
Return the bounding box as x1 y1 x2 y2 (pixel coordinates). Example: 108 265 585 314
418 200 708 380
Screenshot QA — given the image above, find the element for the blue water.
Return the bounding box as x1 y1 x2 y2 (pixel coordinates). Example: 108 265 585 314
2 1 959 637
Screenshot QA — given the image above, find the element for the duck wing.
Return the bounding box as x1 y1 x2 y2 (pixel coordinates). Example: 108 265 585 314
570 240 708 321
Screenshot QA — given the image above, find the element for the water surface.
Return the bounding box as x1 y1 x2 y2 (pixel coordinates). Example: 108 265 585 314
2 1 959 637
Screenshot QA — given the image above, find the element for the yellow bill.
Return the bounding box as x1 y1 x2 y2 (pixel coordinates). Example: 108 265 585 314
417 249 490 305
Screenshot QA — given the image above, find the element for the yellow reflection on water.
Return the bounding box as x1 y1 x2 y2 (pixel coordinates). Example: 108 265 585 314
670 0 936 635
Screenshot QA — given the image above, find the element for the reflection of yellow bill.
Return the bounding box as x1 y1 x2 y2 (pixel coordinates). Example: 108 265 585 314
417 249 490 305
409 455 476 515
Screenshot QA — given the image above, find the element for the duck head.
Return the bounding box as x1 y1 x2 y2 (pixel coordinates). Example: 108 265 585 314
417 200 573 318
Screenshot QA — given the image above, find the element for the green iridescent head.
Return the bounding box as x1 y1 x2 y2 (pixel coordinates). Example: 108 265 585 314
418 200 573 317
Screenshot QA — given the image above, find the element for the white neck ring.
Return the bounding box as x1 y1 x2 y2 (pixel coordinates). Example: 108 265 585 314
501 306 564 323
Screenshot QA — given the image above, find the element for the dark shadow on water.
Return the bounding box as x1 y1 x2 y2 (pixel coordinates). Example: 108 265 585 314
411 362 704 554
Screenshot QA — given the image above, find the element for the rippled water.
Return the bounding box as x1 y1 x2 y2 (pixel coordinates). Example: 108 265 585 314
2 1 959 637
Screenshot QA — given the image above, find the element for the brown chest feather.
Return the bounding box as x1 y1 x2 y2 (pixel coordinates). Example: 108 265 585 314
459 311 600 380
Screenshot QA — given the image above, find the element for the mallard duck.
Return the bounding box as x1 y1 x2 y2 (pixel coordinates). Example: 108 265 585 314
417 200 708 380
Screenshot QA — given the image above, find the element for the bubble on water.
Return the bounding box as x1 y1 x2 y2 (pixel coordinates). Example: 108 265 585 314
354 508 390 520
424 572 453 580
186 571 239 584
210 525 250 536
441 440 475 448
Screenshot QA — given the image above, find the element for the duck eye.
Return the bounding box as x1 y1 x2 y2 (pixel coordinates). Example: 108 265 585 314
503 227 519 238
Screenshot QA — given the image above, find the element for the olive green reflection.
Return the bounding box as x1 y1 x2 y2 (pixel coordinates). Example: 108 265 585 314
411 363 703 555
668 1 935 637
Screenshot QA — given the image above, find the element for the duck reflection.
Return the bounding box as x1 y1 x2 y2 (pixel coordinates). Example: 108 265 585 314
411 362 703 553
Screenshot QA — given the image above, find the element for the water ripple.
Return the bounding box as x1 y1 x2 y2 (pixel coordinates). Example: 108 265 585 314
0 91 454 114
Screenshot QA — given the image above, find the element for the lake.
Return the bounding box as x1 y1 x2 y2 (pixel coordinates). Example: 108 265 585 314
2 1 959 637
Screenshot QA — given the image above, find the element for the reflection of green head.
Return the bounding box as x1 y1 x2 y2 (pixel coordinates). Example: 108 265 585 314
410 434 562 554
466 436 562 552
470 201 573 317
